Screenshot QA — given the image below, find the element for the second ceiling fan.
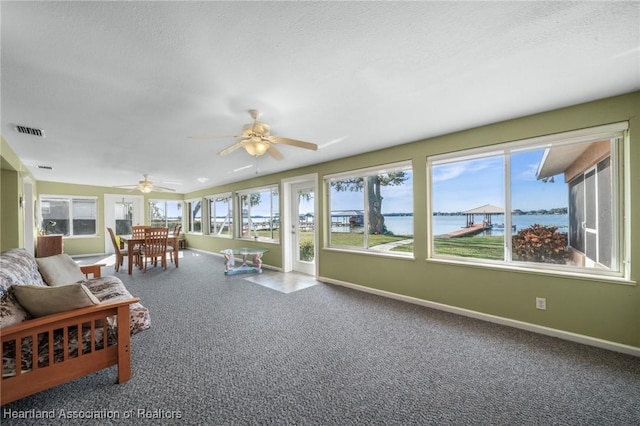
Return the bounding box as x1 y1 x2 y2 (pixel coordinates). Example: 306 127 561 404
191 109 318 160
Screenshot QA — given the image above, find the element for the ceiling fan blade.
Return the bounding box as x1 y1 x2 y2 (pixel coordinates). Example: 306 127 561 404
269 136 318 151
267 145 284 160
218 142 243 156
150 185 176 192
188 134 242 140
113 174 175 193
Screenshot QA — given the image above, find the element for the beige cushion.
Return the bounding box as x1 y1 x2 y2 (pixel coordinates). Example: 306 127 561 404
12 283 100 318
36 253 86 286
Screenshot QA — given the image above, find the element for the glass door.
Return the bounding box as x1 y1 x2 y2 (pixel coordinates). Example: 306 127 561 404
104 195 144 254
291 183 315 275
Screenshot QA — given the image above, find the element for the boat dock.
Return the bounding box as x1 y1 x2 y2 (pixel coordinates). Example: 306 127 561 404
439 224 488 238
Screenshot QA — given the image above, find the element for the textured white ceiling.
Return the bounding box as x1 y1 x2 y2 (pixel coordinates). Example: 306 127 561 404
2 1 638 193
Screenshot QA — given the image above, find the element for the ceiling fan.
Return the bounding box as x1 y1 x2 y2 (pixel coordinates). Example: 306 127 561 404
190 109 318 160
114 174 175 193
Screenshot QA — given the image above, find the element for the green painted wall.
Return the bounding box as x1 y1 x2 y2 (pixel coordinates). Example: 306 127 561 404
1 137 30 251
1 169 20 251
184 92 640 348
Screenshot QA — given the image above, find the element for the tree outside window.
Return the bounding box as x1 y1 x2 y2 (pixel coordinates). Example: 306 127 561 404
150 200 182 230
239 187 279 242
326 162 413 253
209 195 233 237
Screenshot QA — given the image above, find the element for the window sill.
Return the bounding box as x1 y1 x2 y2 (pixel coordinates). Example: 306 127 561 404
239 238 280 245
325 246 415 261
427 257 635 286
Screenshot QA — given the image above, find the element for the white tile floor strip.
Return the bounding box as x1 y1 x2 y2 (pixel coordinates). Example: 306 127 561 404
244 271 321 294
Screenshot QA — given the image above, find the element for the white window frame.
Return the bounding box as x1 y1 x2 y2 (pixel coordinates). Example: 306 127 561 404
236 184 280 243
324 160 413 257
149 199 183 229
427 122 630 282
205 192 233 238
39 195 98 238
185 198 203 234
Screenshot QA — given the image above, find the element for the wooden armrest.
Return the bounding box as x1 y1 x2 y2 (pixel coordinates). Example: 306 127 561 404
80 263 106 278
0 298 140 335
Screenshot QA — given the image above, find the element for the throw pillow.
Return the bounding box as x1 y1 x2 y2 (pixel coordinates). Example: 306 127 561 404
0 290 32 328
36 254 86 286
12 283 100 318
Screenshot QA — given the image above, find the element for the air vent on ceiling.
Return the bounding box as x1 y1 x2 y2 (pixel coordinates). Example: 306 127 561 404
37 165 53 170
14 125 46 138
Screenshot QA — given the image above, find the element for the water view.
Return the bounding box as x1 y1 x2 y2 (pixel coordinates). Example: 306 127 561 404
375 214 569 237
431 214 568 237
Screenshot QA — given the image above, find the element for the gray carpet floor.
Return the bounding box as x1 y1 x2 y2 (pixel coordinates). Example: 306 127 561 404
2 250 639 425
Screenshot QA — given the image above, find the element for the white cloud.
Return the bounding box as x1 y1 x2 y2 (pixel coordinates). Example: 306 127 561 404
432 157 500 183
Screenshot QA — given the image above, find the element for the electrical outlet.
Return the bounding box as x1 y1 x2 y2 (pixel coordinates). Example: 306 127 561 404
536 297 547 310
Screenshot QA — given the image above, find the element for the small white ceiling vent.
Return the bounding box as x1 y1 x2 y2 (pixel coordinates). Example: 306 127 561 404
14 125 46 138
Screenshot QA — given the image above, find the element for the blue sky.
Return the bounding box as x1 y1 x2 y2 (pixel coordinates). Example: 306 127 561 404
329 173 414 213
163 201 182 218
432 150 567 212
328 151 568 215
170 150 567 218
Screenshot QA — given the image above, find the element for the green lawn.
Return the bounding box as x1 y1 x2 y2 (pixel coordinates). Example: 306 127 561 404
257 230 502 260
330 233 411 247
433 235 503 260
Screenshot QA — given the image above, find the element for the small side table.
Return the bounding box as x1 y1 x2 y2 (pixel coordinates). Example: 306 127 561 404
36 234 63 258
221 248 268 275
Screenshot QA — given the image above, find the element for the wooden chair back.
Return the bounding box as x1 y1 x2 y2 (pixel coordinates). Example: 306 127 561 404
144 228 168 255
132 225 150 239
107 227 120 254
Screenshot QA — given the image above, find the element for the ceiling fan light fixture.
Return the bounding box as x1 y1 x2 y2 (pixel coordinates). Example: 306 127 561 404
203 109 317 160
140 184 152 193
243 140 270 157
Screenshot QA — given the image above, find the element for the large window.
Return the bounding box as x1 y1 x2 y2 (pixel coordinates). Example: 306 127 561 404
186 199 202 233
40 196 97 237
238 185 279 242
150 200 183 230
207 193 233 238
325 161 413 255
428 123 628 279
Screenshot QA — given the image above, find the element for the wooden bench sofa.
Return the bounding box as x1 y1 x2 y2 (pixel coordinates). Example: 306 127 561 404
0 248 150 405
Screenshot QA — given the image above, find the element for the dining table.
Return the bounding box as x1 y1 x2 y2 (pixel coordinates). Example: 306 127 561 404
120 234 179 274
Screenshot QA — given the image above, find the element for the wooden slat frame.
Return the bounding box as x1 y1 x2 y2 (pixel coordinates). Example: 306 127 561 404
1 298 138 405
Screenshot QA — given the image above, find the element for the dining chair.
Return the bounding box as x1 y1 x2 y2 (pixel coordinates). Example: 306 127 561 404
167 225 182 264
107 227 139 272
140 227 169 272
130 225 150 264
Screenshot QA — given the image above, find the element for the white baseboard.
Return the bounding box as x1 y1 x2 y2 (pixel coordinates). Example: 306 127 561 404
319 276 640 357
70 253 108 258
